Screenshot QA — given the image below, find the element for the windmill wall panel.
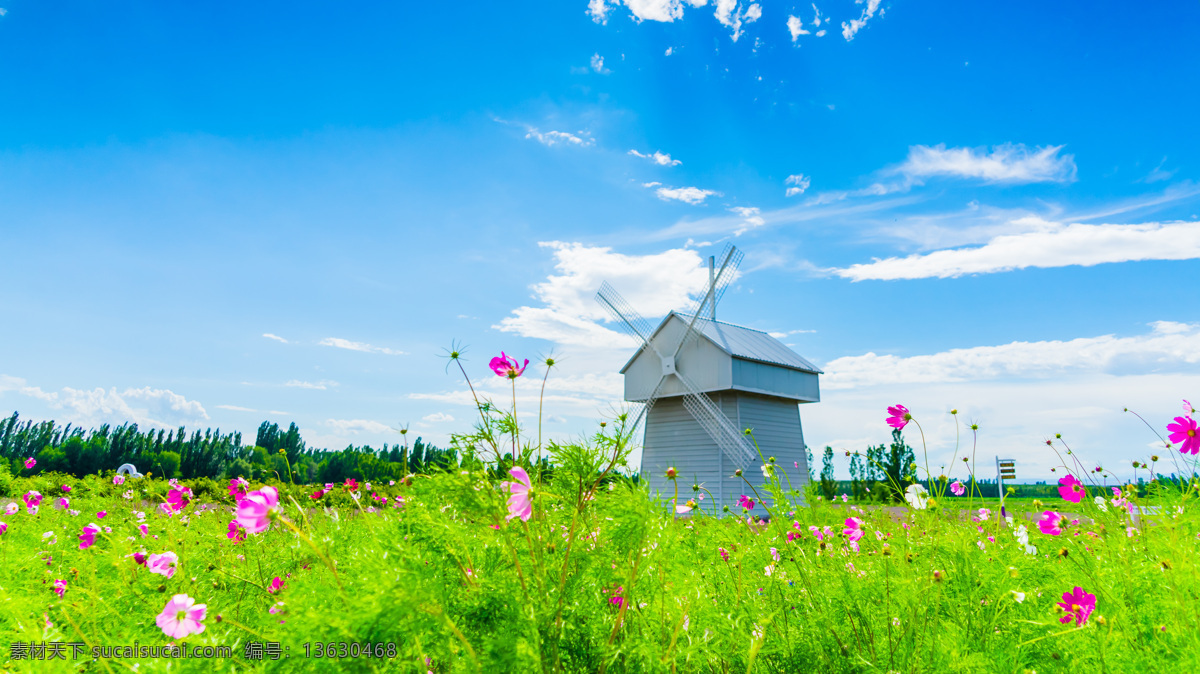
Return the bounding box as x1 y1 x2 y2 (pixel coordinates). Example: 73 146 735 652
732 359 821 402
641 396 725 508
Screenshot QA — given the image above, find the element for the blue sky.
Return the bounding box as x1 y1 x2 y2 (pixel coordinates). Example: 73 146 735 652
2 1 1199 482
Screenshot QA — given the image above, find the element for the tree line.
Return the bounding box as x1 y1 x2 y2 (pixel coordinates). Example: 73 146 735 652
0 412 457 483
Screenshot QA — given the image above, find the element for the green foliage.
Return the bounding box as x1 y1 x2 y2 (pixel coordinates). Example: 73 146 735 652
819 446 837 500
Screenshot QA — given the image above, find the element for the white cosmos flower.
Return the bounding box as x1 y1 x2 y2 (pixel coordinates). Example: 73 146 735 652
904 484 929 510
1011 590 1026 603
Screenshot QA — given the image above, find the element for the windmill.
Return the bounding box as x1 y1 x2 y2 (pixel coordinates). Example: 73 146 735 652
595 244 822 514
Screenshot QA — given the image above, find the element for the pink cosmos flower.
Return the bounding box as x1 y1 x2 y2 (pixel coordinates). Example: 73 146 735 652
23 491 43 509
503 467 533 522
148 551 178 578
52 579 67 598
786 531 800 542
344 478 359 492
489 352 529 379
268 576 285 594
97 511 107 519
156 594 207 639
24 457 36 469
133 551 148 566
1057 474 1085 503
608 586 625 609
78 523 102 549
843 517 864 543
228 477 249 500
138 524 150 538
675 499 697 514
1167 415 1200 455
61 485 71 493
718 547 729 562
1037 511 1065 536
0 522 6 535
737 495 755 510
808 525 833 541
310 487 327 500
165 485 193 515
113 474 126 486
1056 586 1096 626
226 519 246 543
55 498 69 511
5 503 16 515
950 481 965 496
236 486 280 534
885 404 911 430
1185 399 1196 415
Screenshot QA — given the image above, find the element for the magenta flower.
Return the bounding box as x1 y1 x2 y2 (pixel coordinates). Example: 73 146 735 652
97 511 107 519
344 478 359 492
1056 586 1096 626
23 457 36 470
226 519 246 543
718 547 729 562
165 485 193 515
1037 511 1065 536
503 467 533 522
268 576 285 594
61 485 71 493
156 594 207 639
23 491 43 509
1058 474 1085 503
228 477 249 500
0 522 7 535
138 523 150 537
147 551 178 578
113 474 125 486
236 486 280 534
78 523 102 549
737 495 755 510
133 551 148 566
608 585 625 609
885 404 911 430
1167 415 1200 455
950 481 965 496
55 498 69 511
489 352 529 379
310 487 327 500
52 579 67 598
843 517 864 543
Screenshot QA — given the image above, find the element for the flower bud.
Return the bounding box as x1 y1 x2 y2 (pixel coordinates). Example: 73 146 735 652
665 467 677 479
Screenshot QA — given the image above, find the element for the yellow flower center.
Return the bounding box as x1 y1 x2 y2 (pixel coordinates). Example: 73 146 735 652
176 609 188 622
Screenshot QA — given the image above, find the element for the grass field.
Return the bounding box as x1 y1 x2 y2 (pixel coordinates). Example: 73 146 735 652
0 435 1198 674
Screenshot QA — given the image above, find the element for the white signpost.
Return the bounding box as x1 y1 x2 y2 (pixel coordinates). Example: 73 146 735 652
996 457 1016 508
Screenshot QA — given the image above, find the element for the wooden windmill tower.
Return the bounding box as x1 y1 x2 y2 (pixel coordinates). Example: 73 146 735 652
594 245 822 514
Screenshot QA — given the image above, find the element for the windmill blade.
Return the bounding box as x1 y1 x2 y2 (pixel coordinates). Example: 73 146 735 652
595 282 658 348
669 245 744 361
674 369 757 468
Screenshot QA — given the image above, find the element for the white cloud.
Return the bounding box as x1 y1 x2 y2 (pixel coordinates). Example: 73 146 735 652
325 418 392 435
590 53 610 74
524 127 594 148
787 15 809 41
714 0 762 42
216 404 257 412
785 173 811 196
422 412 455 423
588 0 613 24
664 46 674 55
284 379 338 390
894 144 1077 184
592 0 710 24
495 241 714 349
1139 157 1176 184
319 337 405 355
655 186 719 204
262 333 288 343
834 219 1200 280
629 149 682 166
822 321 1200 390
0 9 7 17
841 0 882 41
768 329 816 338
729 206 765 235
0 375 209 429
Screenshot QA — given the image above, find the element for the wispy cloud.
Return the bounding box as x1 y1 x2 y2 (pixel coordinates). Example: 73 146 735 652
714 0 762 42
284 379 339 390
841 0 882 41
822 321 1200 390
654 185 720 204
629 149 681 166
216 404 257 412
422 412 455 423
262 333 288 343
524 126 594 148
834 219 1200 280
893 143 1077 184
1138 157 1176 184
785 173 811 196
0 375 209 428
590 53 610 74
325 418 392 434
319 337 405 355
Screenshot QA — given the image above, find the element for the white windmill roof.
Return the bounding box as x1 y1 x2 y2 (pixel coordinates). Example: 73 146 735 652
619 312 823 375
